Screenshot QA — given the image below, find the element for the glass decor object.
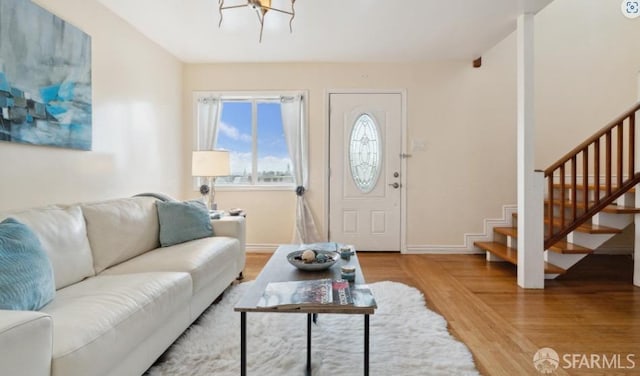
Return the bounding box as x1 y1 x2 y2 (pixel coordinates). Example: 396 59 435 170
349 114 381 193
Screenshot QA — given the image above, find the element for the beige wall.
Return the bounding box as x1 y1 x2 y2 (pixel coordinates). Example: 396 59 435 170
184 0 640 252
183 60 518 249
533 0 640 252
0 0 183 211
535 0 640 166
5 0 632 252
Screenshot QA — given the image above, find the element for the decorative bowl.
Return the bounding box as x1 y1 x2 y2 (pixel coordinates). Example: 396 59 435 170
287 250 340 271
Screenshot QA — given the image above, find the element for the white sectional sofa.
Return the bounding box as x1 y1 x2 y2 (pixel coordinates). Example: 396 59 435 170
0 196 246 376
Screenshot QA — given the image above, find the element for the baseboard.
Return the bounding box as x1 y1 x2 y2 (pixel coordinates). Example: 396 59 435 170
404 246 483 254
404 204 517 254
246 243 278 253
244 205 518 255
249 204 520 255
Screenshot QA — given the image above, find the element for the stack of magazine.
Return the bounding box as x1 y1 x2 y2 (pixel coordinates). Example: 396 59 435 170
256 278 377 309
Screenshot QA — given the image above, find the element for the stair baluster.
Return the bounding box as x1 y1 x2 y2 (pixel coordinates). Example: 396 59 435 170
475 102 640 281
544 102 640 249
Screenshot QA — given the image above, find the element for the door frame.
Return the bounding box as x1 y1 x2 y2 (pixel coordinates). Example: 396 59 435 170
324 89 408 253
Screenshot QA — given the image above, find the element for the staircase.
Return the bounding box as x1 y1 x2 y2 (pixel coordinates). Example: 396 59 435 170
475 102 640 281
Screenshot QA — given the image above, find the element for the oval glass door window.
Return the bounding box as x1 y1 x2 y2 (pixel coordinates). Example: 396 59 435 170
349 113 381 193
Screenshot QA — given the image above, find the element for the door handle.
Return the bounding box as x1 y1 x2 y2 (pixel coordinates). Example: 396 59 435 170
389 182 400 189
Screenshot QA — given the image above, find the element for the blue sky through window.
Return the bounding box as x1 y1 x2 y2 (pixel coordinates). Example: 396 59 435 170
216 100 292 183
217 101 252 153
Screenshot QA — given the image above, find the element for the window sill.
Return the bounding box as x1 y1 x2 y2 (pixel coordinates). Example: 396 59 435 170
210 185 295 192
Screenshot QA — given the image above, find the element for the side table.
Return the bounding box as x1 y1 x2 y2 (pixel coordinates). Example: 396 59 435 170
211 213 247 280
210 210 246 219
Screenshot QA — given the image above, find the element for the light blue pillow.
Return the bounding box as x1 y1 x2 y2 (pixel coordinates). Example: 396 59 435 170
0 218 55 311
157 200 213 247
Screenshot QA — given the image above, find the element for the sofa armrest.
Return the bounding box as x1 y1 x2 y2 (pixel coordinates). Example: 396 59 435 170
211 216 246 253
0 310 52 376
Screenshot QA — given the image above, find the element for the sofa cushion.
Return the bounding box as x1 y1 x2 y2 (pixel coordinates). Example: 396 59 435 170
0 310 53 376
101 236 240 294
0 206 95 290
157 200 213 247
40 272 191 376
82 197 160 273
0 218 55 310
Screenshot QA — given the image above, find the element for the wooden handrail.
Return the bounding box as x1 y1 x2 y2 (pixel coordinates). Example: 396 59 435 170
545 102 640 174
543 102 640 249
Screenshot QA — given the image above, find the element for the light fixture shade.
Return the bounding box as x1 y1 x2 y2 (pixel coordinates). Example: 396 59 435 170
219 0 295 42
192 150 230 177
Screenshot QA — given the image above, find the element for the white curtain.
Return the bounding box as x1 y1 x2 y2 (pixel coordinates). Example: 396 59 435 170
195 96 221 187
196 96 220 150
281 95 321 243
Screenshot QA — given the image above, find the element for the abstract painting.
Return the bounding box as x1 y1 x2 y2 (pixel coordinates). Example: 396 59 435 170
0 0 92 150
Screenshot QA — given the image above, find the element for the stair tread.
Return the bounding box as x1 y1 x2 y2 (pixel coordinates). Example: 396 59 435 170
494 227 518 237
493 229 594 254
602 205 640 214
475 241 517 263
548 241 593 254
511 214 622 234
552 183 636 193
474 241 566 274
546 218 621 234
565 221 621 234
545 200 640 214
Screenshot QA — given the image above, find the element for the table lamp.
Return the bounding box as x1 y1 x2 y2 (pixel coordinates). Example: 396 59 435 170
192 150 230 210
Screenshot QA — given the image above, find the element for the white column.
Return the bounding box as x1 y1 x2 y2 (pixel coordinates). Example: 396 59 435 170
634 71 640 287
517 13 545 289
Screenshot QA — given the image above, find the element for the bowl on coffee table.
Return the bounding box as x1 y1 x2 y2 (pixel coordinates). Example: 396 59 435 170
287 249 340 271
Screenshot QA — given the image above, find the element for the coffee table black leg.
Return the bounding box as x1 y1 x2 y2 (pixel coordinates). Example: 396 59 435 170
306 313 312 376
241 312 246 376
364 314 370 376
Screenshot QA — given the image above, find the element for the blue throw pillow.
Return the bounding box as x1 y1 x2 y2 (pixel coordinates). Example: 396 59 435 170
0 218 55 311
157 200 213 247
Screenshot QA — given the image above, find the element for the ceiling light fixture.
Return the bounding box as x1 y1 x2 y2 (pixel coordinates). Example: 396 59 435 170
218 0 296 42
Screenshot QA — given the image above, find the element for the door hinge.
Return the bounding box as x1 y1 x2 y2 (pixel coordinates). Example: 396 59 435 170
400 153 412 159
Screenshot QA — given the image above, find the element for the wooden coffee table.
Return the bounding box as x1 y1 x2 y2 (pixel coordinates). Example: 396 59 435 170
234 244 376 376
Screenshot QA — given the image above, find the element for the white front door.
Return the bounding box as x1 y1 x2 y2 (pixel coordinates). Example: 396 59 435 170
328 93 403 251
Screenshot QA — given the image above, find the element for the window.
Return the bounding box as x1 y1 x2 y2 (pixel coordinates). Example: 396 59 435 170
349 113 381 193
195 92 303 188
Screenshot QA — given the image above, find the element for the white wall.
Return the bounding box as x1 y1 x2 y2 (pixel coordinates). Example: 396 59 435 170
183 61 517 250
0 0 183 211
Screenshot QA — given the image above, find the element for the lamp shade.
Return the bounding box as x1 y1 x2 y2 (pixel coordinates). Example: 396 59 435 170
192 150 230 177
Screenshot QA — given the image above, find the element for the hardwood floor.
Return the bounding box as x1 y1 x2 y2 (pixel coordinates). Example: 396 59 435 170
243 252 640 375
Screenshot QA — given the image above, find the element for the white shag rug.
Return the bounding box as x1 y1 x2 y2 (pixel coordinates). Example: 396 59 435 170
146 281 479 376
